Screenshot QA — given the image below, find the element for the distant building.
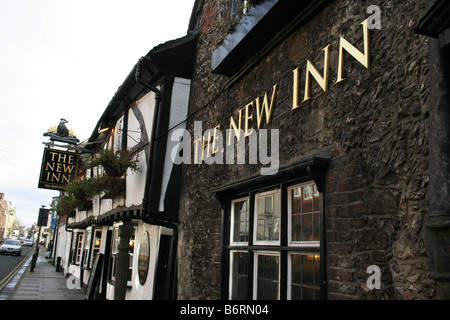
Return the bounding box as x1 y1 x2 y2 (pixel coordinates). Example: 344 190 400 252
0 193 16 240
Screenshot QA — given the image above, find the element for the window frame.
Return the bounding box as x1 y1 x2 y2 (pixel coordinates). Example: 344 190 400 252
109 226 135 286
287 252 321 300
82 228 92 269
287 182 321 248
75 231 84 266
224 179 325 300
253 189 281 246
230 197 250 246
253 251 280 300
228 250 249 300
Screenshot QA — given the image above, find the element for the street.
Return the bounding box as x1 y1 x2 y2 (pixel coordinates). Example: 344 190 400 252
0 245 34 291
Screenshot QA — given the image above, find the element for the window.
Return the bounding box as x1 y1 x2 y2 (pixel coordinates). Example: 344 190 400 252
82 229 92 268
75 232 84 266
254 191 280 245
227 181 322 300
90 229 102 269
229 251 248 300
255 252 280 300
231 198 249 244
289 253 320 300
109 226 135 284
289 184 320 245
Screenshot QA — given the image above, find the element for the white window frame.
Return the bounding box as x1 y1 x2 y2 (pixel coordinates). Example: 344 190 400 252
89 229 102 269
75 232 84 265
287 182 320 248
253 189 281 246
230 197 250 246
110 226 134 286
82 228 92 268
253 251 280 300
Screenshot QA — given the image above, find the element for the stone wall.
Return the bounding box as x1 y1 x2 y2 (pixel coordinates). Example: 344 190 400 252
178 0 434 300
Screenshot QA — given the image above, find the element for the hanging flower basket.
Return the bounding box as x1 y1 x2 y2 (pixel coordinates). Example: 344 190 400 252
57 177 99 213
97 175 126 199
89 149 139 177
56 194 77 217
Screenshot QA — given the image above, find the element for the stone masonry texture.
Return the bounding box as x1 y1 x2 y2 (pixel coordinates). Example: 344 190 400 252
178 0 434 300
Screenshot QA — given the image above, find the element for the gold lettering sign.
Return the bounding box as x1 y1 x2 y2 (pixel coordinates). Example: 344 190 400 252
38 148 79 190
197 18 371 161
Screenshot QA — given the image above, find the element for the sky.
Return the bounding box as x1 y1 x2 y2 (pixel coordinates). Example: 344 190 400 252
0 0 195 228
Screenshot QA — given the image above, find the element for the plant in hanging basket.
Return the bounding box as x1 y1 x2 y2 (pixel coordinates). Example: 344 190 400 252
89 149 139 177
65 177 98 201
60 177 99 212
56 193 77 217
97 175 126 199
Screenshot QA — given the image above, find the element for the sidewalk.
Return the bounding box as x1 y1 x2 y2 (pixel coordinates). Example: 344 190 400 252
4 248 85 300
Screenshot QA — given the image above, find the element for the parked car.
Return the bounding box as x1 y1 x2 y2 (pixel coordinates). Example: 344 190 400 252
23 239 34 247
0 239 22 256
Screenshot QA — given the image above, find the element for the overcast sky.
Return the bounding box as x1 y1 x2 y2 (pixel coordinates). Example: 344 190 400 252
0 0 195 228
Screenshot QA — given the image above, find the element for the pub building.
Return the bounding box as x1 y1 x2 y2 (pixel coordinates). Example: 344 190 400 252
52 0 450 300
53 32 198 300
177 0 449 300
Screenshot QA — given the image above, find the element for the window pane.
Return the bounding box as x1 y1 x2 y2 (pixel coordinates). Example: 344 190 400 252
302 255 314 286
230 252 248 300
256 254 279 300
232 199 249 243
292 214 301 242
313 184 320 211
290 183 320 244
302 185 313 212
302 213 313 242
256 193 280 242
314 212 320 242
290 254 320 300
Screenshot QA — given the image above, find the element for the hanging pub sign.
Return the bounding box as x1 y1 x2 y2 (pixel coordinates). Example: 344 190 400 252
38 148 79 190
38 208 50 226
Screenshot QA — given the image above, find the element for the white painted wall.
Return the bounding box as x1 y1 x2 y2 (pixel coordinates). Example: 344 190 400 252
125 89 157 207
159 77 190 211
125 222 160 300
125 149 146 207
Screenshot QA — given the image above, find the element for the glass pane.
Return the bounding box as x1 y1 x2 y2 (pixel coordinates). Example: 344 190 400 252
302 213 313 242
232 199 249 243
290 254 320 300
291 285 302 300
314 212 320 241
302 255 314 286
292 214 301 242
290 183 320 244
314 256 321 288
303 287 314 300
313 184 320 211
256 254 279 300
302 185 313 212
231 252 248 300
256 193 280 242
